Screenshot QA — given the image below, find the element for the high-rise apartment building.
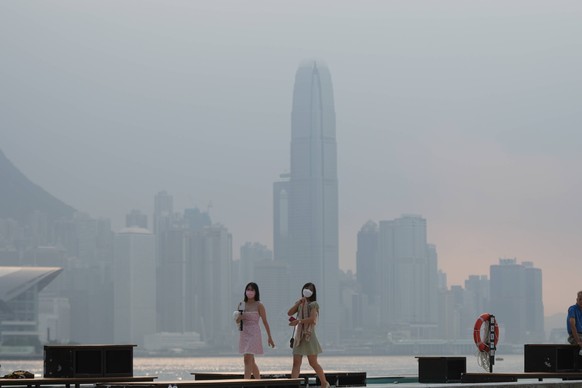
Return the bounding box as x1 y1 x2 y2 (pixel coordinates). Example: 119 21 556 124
463 275 490 334
187 225 232 347
113 227 156 346
490 258 544 344
253 259 290 333
154 191 173 235
274 60 339 343
156 228 188 333
272 176 290 265
356 221 379 302
156 207 213 335
377 214 439 339
65 214 114 344
154 191 174 264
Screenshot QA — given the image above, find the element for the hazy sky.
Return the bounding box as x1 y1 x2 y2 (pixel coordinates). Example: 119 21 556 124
1 1 581 315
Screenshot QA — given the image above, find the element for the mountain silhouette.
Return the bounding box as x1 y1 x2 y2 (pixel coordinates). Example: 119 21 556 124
0 149 75 223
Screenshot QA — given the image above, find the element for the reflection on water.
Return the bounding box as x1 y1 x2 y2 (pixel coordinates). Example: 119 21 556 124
0 354 524 380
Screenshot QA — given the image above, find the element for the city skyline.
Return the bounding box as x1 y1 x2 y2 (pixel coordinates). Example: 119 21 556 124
0 152 550 348
2 1 582 316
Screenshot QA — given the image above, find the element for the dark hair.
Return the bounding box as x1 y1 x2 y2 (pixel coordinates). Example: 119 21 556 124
301 282 316 302
244 282 260 302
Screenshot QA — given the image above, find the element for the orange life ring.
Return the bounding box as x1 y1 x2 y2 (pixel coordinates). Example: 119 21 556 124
473 313 499 352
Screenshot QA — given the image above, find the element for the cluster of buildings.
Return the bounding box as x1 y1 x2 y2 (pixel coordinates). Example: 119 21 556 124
354 217 544 353
0 61 545 356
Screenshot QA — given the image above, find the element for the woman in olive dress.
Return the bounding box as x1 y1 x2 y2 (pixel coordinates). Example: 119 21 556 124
287 282 329 388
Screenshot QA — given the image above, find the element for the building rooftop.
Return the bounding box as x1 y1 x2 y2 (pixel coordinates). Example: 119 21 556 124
0 266 63 302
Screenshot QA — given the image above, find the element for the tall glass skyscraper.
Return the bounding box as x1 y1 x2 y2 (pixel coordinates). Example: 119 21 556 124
274 60 339 343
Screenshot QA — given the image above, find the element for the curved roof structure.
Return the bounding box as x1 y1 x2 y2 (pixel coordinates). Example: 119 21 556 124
0 266 63 302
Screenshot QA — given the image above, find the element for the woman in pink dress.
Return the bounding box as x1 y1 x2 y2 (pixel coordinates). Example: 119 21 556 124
236 282 275 379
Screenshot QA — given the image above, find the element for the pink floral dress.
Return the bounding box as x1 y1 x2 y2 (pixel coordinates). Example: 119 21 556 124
238 305 263 355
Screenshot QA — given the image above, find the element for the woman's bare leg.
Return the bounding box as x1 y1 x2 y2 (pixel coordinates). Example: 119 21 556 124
252 358 261 379
291 354 303 378
243 354 254 379
307 355 328 387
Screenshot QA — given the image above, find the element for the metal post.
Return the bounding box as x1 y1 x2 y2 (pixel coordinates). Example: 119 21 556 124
489 315 496 373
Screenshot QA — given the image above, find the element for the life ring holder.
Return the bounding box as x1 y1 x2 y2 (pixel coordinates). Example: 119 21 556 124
473 313 499 352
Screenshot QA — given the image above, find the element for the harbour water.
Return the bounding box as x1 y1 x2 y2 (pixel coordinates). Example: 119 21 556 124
0 354 523 380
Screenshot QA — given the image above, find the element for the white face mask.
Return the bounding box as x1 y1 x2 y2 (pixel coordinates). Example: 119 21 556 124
302 288 313 298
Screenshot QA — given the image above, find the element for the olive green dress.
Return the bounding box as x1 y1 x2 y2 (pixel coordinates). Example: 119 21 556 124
293 301 323 355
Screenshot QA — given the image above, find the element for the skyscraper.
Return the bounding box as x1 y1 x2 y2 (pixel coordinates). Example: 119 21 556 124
113 227 156 346
154 191 173 255
377 214 439 339
275 60 339 343
188 225 232 347
489 258 544 344
356 221 379 302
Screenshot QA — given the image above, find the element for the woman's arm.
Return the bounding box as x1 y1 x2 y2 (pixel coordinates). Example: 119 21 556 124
287 298 304 316
259 303 275 347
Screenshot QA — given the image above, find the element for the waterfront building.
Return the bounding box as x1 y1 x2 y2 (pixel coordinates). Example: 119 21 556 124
463 274 490 336
438 285 462 340
377 214 439 339
154 191 173 236
523 261 544 341
69 215 114 344
0 266 62 356
356 221 379 303
156 207 212 334
274 60 339 343
253 259 290 327
186 225 232 347
490 258 544 344
39 296 71 343
273 176 290 265
113 227 156 346
154 191 174 266
156 228 188 333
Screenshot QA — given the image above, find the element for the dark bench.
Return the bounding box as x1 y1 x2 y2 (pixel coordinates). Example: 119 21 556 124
192 371 366 387
0 376 156 388
462 372 582 383
98 378 303 388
